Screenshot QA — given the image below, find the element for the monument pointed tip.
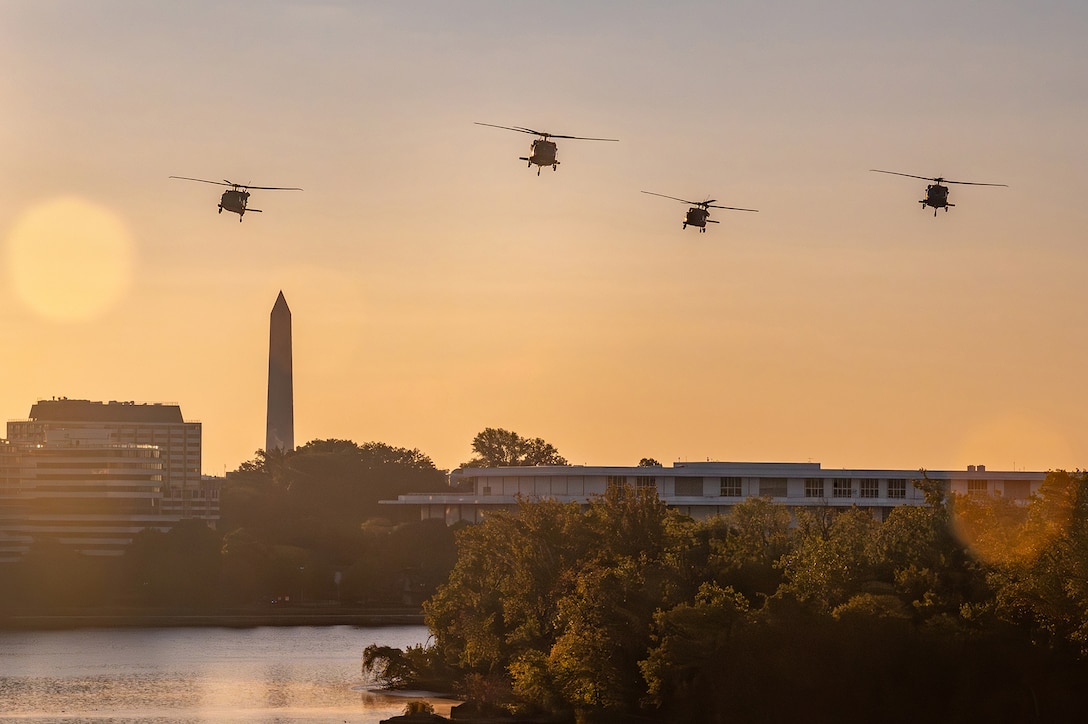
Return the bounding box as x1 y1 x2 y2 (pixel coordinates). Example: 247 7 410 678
272 290 290 313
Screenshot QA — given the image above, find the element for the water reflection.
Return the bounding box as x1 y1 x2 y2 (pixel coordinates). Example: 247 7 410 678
0 625 454 723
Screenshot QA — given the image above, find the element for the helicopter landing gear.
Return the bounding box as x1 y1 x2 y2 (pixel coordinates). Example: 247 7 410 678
218 206 222 214
552 164 557 172
682 223 687 230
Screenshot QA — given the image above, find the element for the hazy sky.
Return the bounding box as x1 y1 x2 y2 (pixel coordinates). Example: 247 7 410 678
2 1 1087 474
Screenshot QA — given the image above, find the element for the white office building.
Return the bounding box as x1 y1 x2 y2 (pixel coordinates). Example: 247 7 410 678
384 461 1046 525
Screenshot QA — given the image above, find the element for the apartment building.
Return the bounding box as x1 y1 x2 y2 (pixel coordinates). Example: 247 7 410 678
7 398 212 520
0 429 167 558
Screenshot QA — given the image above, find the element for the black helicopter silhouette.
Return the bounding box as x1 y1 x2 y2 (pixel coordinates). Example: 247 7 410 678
170 176 302 221
475 123 618 175
870 169 1007 216
641 191 758 232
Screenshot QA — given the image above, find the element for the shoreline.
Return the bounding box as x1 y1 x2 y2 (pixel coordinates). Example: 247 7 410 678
0 607 426 630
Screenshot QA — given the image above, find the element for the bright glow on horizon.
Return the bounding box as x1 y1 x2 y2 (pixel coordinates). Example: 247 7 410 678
5 197 134 322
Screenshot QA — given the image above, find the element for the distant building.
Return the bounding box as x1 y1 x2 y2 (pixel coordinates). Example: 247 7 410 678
0 429 166 559
266 291 294 452
383 461 1046 525
7 398 207 520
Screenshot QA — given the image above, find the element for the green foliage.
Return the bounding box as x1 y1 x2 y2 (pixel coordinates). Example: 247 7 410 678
363 644 417 688
777 506 880 610
462 427 568 467
124 519 222 606
706 497 792 598
416 473 1088 721
640 583 750 706
223 439 447 534
425 485 693 717
987 470 1088 654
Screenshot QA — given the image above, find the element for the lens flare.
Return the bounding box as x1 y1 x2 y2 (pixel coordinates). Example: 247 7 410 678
5 197 134 322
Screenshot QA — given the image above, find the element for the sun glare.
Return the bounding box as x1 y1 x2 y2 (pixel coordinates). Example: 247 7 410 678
5 197 134 322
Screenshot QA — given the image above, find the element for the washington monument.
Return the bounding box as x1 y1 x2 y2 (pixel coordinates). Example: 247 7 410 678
266 291 294 452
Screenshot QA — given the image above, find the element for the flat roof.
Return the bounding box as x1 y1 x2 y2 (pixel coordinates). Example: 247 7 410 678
24 399 186 424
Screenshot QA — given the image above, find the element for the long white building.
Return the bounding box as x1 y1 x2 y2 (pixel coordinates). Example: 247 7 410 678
384 461 1046 525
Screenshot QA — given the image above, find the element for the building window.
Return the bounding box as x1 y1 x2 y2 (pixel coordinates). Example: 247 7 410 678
482 486 492 496
804 478 824 498
859 479 879 499
720 477 742 497
887 479 906 499
1004 480 1030 500
759 478 787 498
968 479 988 497
607 476 628 492
832 478 852 498
636 476 656 489
675 477 703 496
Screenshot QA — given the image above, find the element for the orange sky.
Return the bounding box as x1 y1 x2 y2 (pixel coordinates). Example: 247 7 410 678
2 2 1086 474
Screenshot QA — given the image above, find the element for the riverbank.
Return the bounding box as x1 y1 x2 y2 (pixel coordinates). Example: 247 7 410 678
0 606 425 630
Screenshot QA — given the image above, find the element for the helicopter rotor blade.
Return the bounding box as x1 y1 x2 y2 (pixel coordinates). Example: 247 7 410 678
942 179 1008 187
475 122 541 136
869 169 939 182
548 134 619 142
707 205 759 212
641 191 697 205
169 176 231 186
476 122 616 141
243 185 303 191
871 169 1007 187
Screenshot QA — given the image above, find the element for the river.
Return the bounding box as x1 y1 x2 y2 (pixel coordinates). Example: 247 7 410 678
0 624 456 723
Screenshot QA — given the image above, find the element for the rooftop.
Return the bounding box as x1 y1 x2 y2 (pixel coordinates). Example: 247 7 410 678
25 399 186 424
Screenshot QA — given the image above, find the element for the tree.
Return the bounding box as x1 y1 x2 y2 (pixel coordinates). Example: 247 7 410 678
777 506 880 611
124 520 222 607
988 470 1088 654
462 428 568 468
707 497 793 599
638 458 661 467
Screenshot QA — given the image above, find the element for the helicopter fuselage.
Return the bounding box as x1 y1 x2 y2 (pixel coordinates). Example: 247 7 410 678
520 139 559 174
922 183 952 213
219 189 251 217
684 207 710 228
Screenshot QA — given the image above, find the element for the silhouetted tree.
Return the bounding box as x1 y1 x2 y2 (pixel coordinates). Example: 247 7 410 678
462 428 568 468
124 519 222 607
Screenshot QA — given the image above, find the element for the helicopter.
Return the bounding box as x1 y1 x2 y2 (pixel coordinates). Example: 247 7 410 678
641 191 758 232
869 169 1007 216
169 176 303 221
475 122 618 175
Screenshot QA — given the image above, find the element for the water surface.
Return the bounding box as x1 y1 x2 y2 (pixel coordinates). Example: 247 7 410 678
0 624 453 722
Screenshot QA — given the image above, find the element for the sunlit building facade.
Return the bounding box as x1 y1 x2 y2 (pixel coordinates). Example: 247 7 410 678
6 398 212 521
384 461 1046 525
0 429 168 558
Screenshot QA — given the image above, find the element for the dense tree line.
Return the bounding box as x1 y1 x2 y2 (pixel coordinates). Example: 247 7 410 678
366 471 1088 723
0 438 457 611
